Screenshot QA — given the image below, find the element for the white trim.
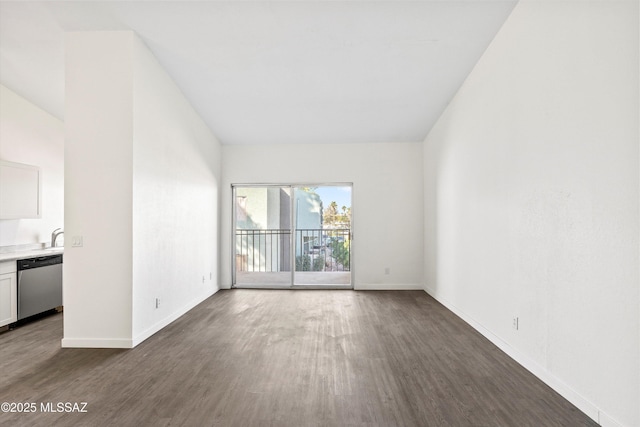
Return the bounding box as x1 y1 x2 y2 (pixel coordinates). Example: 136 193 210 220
234 284 353 290
599 412 625 427
132 287 219 347
355 283 424 290
424 286 624 427
61 287 220 349
61 338 133 349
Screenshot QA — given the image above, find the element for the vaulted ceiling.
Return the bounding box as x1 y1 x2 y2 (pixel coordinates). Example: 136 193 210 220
0 1 517 145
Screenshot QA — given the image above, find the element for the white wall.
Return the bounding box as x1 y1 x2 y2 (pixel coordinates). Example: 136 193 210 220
64 31 222 348
0 85 64 247
131 36 221 345
221 142 424 290
423 1 639 426
64 32 135 347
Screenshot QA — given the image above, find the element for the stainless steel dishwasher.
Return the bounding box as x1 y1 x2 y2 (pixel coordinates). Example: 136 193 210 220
17 254 63 320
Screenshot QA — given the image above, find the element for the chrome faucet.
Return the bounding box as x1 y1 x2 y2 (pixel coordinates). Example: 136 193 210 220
51 228 64 248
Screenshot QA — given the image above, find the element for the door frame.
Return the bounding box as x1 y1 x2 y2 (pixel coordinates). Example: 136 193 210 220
231 183 354 289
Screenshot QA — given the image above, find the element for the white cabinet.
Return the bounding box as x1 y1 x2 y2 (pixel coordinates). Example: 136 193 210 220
0 160 42 219
0 261 17 327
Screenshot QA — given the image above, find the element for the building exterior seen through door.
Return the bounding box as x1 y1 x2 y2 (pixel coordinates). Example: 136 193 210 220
233 184 352 288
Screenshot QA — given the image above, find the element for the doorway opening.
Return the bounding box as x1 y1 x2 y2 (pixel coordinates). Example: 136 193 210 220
232 184 352 289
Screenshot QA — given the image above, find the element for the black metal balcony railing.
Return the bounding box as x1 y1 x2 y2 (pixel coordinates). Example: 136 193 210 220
235 228 350 273
235 229 290 273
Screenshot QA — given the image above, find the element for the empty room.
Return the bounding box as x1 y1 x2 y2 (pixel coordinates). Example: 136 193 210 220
0 1 638 426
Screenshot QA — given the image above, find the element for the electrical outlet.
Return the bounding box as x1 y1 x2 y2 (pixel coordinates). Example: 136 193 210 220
202 276 205 283
210 272 212 280
384 267 390 275
71 236 83 247
155 298 160 309
512 317 519 330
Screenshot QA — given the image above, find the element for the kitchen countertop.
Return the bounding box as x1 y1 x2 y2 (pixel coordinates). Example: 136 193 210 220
0 247 64 263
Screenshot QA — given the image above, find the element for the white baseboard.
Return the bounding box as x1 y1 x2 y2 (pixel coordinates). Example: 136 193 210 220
61 338 133 348
355 283 424 290
424 287 624 427
599 412 625 427
61 286 220 349
131 286 220 347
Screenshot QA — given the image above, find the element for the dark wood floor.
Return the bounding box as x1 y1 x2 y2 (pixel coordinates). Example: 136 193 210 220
0 290 596 427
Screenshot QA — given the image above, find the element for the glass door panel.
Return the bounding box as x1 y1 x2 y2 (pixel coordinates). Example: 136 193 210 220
293 186 352 287
234 186 292 287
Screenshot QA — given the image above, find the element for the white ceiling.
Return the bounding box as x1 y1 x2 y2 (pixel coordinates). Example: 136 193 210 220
0 1 517 145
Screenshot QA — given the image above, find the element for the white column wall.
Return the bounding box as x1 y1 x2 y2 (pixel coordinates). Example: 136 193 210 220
64 31 222 348
423 1 639 426
63 32 134 347
221 142 424 290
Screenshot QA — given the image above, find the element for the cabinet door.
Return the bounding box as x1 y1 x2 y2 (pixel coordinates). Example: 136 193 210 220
0 272 17 327
0 160 42 219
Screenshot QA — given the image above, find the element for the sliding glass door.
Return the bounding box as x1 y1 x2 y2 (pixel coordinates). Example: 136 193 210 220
234 186 292 287
233 184 352 289
292 187 351 287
